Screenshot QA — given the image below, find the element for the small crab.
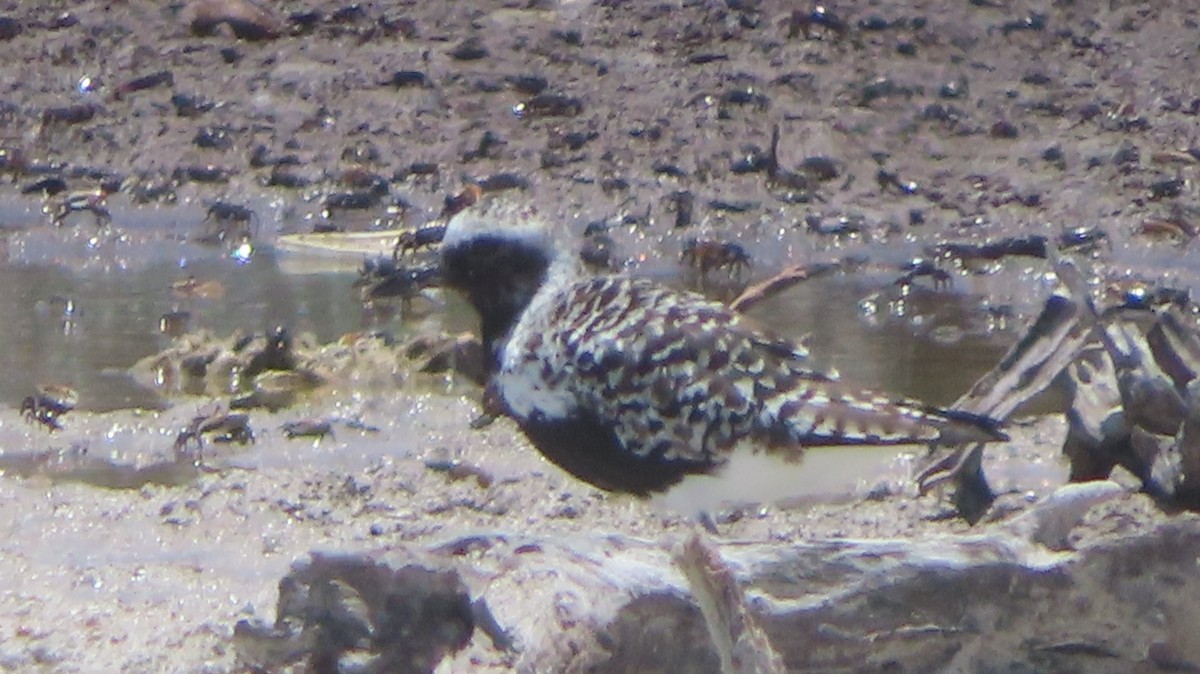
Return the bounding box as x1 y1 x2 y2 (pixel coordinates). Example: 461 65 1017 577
204 202 256 225
1057 225 1110 254
439 184 482 220
199 200 259 245
281 419 334 440
580 232 619 271
392 224 447 258
895 258 953 291
681 238 752 282
20 384 78 432
50 188 111 227
174 408 255 456
785 5 849 40
354 256 441 307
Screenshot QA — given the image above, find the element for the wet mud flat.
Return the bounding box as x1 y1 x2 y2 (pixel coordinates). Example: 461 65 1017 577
2 0 1200 672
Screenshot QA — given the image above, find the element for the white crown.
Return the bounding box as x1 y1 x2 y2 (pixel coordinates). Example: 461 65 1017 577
442 200 557 252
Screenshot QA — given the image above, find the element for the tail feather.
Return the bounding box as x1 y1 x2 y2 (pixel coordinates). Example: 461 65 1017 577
924 406 1009 445
767 380 1008 447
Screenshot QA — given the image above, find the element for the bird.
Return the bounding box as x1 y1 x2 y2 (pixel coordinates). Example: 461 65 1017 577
441 201 1007 504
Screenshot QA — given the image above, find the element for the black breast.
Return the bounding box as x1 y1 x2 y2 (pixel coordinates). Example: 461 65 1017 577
519 410 716 496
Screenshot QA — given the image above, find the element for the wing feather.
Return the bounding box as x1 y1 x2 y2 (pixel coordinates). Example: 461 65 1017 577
538 276 1003 465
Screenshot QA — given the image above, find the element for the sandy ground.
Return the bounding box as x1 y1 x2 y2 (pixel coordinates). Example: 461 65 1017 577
0 387 1122 673
2 0 1200 671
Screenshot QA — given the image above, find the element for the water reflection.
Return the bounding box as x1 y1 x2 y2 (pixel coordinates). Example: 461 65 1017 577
751 276 1011 406
0 249 377 411
0 226 1016 414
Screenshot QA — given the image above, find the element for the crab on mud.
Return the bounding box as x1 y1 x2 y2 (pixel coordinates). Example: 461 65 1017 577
51 189 111 227
20 385 78 432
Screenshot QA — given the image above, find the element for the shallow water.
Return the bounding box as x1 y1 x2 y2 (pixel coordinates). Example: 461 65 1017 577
0 196 1023 414
0 245 384 411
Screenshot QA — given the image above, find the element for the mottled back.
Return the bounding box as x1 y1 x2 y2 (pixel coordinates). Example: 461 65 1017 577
494 275 999 471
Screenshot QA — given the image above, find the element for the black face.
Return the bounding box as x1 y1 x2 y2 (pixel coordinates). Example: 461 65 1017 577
442 234 552 360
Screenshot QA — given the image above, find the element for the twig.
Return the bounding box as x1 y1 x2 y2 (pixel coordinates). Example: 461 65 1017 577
728 260 842 314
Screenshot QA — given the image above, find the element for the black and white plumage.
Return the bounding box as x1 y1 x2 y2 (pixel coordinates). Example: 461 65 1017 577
442 204 1007 497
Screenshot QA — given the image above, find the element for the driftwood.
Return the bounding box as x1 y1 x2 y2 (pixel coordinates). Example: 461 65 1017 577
918 253 1200 519
240 495 1200 673
915 261 1100 521
727 260 845 314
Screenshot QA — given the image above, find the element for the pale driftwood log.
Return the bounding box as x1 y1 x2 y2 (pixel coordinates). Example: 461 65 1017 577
451 501 1193 674
916 260 1102 520
240 489 1199 673
675 534 787 674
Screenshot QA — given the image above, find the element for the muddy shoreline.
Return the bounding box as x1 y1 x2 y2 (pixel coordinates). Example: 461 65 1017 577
2 0 1200 672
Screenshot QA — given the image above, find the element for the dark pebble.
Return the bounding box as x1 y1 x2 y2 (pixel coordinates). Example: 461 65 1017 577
1150 178 1185 200
921 103 966 123
41 104 96 126
171 93 214 118
342 141 380 164
118 70 174 97
990 120 1019 139
599 176 629 193
0 16 20 40
516 93 584 119
508 74 548 95
405 162 439 177
194 126 233 150
708 199 757 213
688 53 728 65
311 221 342 233
1112 142 1139 165
858 15 890 31
449 36 487 61
263 166 311 188
800 156 840 181
329 5 366 23
340 169 388 195
731 146 769 174
21 176 68 196
325 191 379 210
51 12 77 29
174 165 230 183
1029 99 1065 118
1078 102 1103 122
550 130 598 151
669 190 695 228
939 78 968 99
1021 71 1051 86
478 173 528 192
653 162 688 178
552 29 582 46
390 70 427 88
288 10 322 32
378 15 417 38
189 7 279 41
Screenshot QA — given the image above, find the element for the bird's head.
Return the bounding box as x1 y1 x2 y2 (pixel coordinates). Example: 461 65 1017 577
441 201 573 354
